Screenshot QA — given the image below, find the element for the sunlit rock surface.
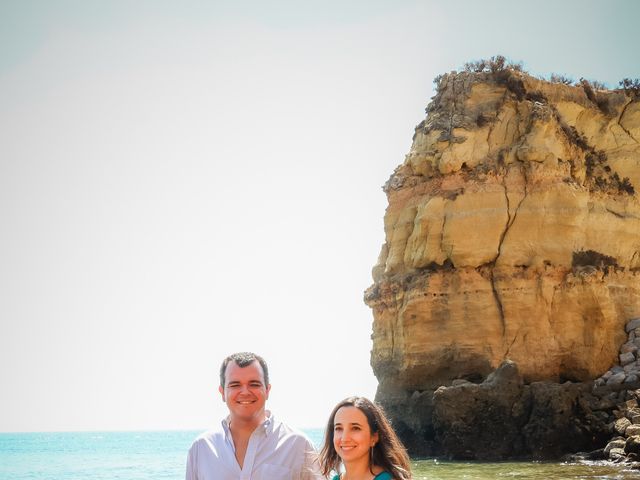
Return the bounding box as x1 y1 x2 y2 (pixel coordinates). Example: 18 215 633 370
365 69 640 458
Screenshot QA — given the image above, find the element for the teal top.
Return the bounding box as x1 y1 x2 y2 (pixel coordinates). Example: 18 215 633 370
332 473 392 480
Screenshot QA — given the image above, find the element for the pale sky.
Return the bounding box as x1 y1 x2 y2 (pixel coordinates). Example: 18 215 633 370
1 0 639 433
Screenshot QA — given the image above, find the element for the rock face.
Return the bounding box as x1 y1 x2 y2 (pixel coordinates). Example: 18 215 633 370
365 69 640 458
432 361 607 459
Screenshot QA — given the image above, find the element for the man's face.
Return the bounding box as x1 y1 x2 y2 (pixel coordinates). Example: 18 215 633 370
219 360 271 424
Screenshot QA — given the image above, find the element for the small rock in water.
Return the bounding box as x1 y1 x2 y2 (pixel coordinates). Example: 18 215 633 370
609 447 627 460
626 374 640 384
605 438 627 455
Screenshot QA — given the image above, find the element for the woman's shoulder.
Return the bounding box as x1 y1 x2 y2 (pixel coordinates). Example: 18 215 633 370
332 471 392 480
374 472 393 480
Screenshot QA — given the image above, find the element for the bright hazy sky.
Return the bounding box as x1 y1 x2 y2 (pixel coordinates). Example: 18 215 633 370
1 0 639 433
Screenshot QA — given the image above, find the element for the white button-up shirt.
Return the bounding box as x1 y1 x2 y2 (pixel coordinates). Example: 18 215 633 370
185 413 324 480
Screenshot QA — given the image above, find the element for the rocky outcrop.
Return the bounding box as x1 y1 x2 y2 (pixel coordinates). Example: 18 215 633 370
596 319 640 388
365 68 640 458
432 361 608 459
589 319 640 463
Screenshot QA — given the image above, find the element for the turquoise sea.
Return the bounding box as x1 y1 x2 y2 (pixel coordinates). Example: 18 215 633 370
2 429 640 479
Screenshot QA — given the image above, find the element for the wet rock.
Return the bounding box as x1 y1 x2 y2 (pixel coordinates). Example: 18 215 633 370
563 448 606 461
614 417 632 435
626 436 640 455
627 425 640 437
431 361 524 459
430 361 601 460
605 437 627 455
609 447 627 460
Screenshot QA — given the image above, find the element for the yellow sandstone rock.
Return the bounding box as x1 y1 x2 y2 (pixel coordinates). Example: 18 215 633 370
366 70 640 391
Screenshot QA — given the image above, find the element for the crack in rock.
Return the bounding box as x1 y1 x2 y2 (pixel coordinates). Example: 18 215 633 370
606 207 626 219
618 98 640 145
493 165 528 344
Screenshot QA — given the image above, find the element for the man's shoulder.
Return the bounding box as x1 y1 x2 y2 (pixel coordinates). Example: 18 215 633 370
270 417 315 445
190 428 225 447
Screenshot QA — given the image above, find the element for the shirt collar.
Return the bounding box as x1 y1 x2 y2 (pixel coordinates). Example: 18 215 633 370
222 410 275 438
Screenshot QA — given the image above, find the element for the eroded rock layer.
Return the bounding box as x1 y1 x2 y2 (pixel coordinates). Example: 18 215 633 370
365 70 640 457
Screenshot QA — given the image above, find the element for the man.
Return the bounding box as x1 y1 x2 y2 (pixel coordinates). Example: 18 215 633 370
185 352 323 479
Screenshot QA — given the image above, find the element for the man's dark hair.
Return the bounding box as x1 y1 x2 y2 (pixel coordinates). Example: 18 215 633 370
219 352 269 387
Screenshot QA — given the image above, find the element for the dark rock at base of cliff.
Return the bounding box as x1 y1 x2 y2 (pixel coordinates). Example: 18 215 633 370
377 361 611 460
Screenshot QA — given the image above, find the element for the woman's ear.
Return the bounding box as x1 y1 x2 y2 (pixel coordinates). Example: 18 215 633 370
371 431 379 447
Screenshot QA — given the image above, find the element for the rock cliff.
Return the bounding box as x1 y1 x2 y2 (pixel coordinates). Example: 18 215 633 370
365 67 640 458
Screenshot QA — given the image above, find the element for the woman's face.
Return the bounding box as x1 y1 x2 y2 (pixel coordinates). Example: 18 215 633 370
333 406 379 465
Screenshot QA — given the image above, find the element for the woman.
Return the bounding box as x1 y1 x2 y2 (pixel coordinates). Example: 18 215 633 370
319 396 411 480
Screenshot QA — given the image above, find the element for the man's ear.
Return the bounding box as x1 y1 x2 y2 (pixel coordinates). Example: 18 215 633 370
265 384 271 399
218 385 225 401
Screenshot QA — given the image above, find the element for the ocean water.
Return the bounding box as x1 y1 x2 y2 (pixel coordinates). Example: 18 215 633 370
2 429 640 479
